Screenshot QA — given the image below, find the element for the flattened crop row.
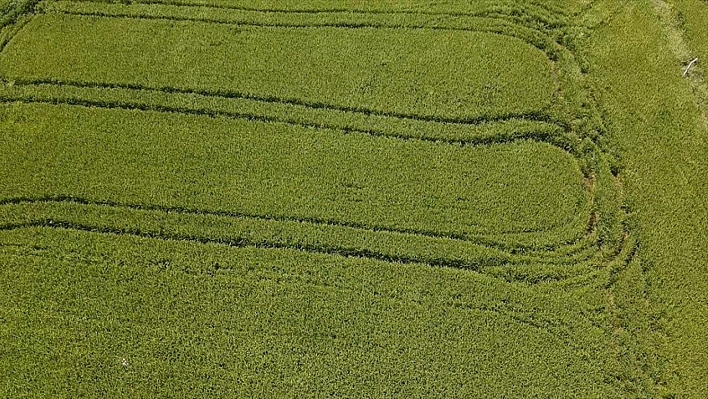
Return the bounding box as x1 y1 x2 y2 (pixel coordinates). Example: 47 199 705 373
0 80 576 151
0 195 601 258
59 0 573 29
0 200 609 282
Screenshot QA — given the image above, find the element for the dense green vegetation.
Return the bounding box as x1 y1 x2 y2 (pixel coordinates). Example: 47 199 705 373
0 103 588 237
0 227 626 397
2 13 557 121
669 0 708 66
0 0 705 397
585 1 708 396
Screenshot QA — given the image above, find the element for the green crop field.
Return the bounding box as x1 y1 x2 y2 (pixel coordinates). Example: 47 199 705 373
0 0 706 397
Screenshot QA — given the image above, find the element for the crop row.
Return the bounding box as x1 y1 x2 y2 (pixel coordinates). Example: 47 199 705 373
58 0 580 29
0 79 575 150
0 194 634 286
0 224 630 396
0 185 622 285
38 0 569 55
2 12 559 123
0 200 604 279
0 101 590 241
26 1 601 143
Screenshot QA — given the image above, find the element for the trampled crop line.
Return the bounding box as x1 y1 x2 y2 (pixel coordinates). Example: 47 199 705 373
0 195 598 255
0 219 504 271
58 0 568 29
0 223 601 341
0 101 580 174
10 77 564 128
0 14 33 56
39 7 563 60
0 96 579 173
0 94 577 155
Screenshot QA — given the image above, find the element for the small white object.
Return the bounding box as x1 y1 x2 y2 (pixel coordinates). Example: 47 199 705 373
683 57 699 76
121 358 129 367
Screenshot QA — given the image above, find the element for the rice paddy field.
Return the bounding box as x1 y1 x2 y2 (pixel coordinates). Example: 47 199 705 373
0 0 706 397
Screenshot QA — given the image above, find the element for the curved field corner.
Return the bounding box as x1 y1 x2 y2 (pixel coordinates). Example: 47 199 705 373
0 0 705 397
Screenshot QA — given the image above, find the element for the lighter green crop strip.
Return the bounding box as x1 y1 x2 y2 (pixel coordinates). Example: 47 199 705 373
0 79 578 151
4 76 562 128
